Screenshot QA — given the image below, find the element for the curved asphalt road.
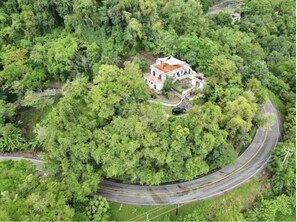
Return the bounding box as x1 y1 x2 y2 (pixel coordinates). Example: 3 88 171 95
0 100 279 206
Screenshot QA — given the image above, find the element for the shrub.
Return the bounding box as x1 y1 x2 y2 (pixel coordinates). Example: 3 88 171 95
150 90 157 99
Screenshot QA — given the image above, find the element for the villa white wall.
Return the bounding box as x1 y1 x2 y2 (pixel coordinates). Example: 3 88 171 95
144 77 163 92
190 79 204 89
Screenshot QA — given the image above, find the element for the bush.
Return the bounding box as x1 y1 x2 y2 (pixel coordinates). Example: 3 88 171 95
0 125 29 152
86 195 110 221
167 91 175 100
190 88 200 96
150 90 157 99
132 57 148 72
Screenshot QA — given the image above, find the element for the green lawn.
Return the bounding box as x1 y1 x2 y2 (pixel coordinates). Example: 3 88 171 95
172 86 183 94
154 94 180 105
110 177 262 221
17 105 56 140
173 79 192 94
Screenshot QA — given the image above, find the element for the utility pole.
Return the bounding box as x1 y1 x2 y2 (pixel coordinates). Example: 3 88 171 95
146 212 150 222
282 149 292 166
279 148 293 193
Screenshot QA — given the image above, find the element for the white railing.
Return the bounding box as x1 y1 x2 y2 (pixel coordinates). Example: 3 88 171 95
176 74 192 81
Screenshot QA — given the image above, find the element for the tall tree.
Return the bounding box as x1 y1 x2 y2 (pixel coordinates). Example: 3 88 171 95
161 0 208 36
44 35 78 81
220 92 257 149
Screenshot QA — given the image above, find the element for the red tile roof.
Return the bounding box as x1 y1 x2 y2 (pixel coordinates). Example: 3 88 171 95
196 73 205 80
156 63 182 73
145 74 162 84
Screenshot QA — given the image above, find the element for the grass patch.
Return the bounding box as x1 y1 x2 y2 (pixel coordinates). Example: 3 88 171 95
172 86 183 94
154 94 180 105
17 105 55 140
173 79 192 94
110 204 174 221
109 177 262 221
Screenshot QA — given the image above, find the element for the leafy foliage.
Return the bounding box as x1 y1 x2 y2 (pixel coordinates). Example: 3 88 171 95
0 160 36 192
245 194 296 221
86 195 110 221
0 100 28 151
268 143 296 195
163 76 174 92
161 0 208 36
0 176 75 221
21 91 55 110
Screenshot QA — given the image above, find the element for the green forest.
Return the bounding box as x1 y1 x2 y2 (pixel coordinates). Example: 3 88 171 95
0 0 295 221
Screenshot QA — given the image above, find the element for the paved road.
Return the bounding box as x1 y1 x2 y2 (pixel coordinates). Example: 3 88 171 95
207 0 244 15
0 101 279 206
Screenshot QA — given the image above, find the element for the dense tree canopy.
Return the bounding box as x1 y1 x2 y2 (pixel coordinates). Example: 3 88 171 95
0 175 75 221
0 160 36 192
43 62 240 185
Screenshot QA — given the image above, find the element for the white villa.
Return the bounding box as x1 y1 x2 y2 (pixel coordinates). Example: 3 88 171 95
144 56 205 93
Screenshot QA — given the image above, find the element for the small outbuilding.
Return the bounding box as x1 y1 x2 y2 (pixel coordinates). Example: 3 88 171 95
231 13 241 24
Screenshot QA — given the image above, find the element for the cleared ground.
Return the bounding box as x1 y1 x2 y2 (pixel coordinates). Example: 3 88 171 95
207 0 244 15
